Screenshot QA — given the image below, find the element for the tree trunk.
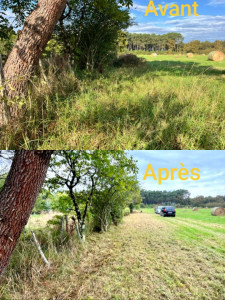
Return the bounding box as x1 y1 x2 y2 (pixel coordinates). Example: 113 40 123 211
0 150 53 276
0 0 67 126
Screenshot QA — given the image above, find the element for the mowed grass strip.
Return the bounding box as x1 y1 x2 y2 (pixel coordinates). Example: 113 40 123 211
144 208 225 255
3 212 225 300
34 55 225 150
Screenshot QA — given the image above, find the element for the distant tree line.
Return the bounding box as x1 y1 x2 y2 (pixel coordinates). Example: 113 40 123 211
141 190 190 206
125 33 225 54
141 190 225 208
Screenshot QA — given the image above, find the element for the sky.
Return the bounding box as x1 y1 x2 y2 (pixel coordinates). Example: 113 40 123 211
129 150 225 197
2 0 225 43
128 0 225 42
0 151 225 198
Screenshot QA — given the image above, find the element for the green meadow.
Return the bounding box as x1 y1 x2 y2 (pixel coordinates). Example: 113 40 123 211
4 55 225 150
144 208 225 253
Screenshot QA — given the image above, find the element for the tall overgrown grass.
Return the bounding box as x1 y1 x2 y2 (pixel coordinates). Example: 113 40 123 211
0 208 132 299
0 220 82 299
1 55 225 149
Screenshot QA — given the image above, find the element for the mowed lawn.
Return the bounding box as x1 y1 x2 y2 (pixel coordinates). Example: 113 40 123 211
3 210 225 300
35 54 225 150
144 208 225 254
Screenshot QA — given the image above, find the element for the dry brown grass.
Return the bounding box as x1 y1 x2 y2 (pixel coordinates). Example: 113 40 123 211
26 211 61 229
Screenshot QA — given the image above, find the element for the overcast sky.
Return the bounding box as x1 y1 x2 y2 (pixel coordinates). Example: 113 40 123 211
128 0 225 42
129 150 225 197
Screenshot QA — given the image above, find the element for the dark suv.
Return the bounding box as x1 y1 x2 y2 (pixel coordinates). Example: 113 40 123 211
160 206 176 217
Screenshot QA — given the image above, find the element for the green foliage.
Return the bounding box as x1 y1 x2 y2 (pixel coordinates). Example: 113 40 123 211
32 190 51 214
0 12 14 39
47 215 62 227
0 16 16 62
0 0 37 27
191 195 225 208
50 193 74 214
129 202 134 213
127 32 184 52
141 189 190 206
47 150 139 234
0 174 7 192
0 0 133 67
42 38 65 58
142 189 225 208
126 33 225 54
184 40 201 53
54 0 132 70
125 183 142 208
118 31 128 52
123 207 130 216
91 173 139 231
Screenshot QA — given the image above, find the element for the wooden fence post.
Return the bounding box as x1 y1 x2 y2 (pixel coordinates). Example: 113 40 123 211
31 230 50 267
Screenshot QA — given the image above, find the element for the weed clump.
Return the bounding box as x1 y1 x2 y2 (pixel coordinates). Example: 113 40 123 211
113 54 145 67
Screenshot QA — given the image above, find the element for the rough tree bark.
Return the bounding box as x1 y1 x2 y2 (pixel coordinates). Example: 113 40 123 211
0 0 67 127
0 150 53 276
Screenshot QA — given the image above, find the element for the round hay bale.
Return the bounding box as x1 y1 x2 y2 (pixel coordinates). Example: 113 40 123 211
187 53 194 58
193 207 198 211
208 51 225 62
151 53 157 57
211 207 225 216
202 54 206 56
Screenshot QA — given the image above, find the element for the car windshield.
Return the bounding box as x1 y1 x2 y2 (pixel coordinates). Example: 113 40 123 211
165 206 175 211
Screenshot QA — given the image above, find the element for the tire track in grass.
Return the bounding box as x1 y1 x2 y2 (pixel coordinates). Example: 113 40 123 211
159 216 225 255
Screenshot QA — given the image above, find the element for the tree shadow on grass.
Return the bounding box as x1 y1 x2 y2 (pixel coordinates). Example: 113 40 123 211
146 60 225 77
107 60 225 81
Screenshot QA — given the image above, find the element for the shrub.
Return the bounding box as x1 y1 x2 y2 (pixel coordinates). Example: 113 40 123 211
124 207 130 216
113 54 145 67
129 203 134 213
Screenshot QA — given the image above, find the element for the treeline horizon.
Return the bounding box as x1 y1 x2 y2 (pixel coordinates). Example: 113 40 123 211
126 32 225 54
141 190 225 208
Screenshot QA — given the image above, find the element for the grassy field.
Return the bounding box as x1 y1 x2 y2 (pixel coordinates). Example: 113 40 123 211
3 54 225 150
1 209 225 299
144 208 225 254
